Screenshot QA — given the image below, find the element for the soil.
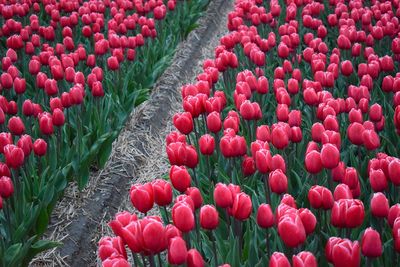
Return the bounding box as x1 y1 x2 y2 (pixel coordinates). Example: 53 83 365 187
29 0 233 266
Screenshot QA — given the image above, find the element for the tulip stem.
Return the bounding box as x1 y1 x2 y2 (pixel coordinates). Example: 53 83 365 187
366 257 372 267
148 254 155 267
162 206 170 224
157 254 163 267
209 231 218 267
265 229 270 258
141 254 147 266
263 174 272 204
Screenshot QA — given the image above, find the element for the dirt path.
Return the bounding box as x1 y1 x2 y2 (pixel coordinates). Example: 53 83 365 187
30 0 233 266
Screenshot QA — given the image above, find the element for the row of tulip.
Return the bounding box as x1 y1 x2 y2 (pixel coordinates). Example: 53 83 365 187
0 0 210 265
99 0 400 266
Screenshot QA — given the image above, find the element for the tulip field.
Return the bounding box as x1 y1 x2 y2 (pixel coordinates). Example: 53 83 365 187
99 0 400 266
0 0 211 265
3 0 400 266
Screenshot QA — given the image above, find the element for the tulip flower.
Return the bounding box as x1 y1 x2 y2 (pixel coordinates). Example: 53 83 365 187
292 251 317 267
361 228 382 258
214 183 233 208
152 179 173 207
129 183 154 214
172 202 195 233
370 193 389 218
325 237 360 267
0 176 14 198
169 165 191 193
257 204 274 228
186 249 204 267
200 205 219 230
168 237 188 265
269 252 290 267
308 185 334 210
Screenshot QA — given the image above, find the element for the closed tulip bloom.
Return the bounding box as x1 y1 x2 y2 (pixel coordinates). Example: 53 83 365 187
331 199 364 228
370 193 389 218
298 208 317 234
343 167 359 190
0 176 14 198
207 112 222 133
107 56 119 70
388 159 400 185
168 237 188 265
4 144 24 169
13 77 26 94
256 125 271 142
142 219 166 253
173 112 193 135
271 126 289 149
255 149 272 174
33 138 47 157
347 123 365 146
361 228 382 258
214 183 233 208
308 185 334 210
17 135 32 157
102 257 130 267
305 150 322 174
333 183 353 200
278 212 306 247
169 165 191 193
388 204 400 228
271 154 286 173
362 130 380 150
185 187 203 210
231 192 252 220
199 134 215 155
325 237 360 267
257 204 274 228
187 249 204 267
152 179 173 207
52 108 65 127
172 202 195 233
341 60 353 76
8 116 25 135
292 251 317 267
269 252 290 267
369 169 388 192
242 155 256 177
98 236 127 261
39 113 54 135
321 144 340 169
130 183 154 214
200 205 219 230
269 169 288 195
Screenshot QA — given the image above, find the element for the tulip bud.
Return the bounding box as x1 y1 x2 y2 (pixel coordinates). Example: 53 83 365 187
214 183 233 208
199 134 215 155
292 251 317 267
152 179 173 207
305 151 322 174
361 228 382 258
173 112 193 135
172 203 195 233
257 204 274 228
321 144 340 169
8 116 25 135
278 212 306 247
308 185 334 210
168 237 188 265
370 193 389 218
200 205 219 230
187 249 204 267
0 176 14 198
269 252 290 267
269 169 288 195
325 237 360 267
33 138 47 157
4 144 24 169
129 183 154 214
185 187 203 210
170 165 191 193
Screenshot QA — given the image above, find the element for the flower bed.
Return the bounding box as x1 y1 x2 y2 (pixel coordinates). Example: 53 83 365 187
100 0 400 266
0 0 210 265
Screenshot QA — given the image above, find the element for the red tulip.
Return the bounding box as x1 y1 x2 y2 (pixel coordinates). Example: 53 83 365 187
255 149 272 174
257 203 274 228
388 159 400 185
173 112 193 135
152 179 173 207
169 165 191 193
369 169 388 192
292 251 317 267
370 193 389 218
130 183 154 214
200 205 219 230
271 126 289 149
231 192 252 220
33 138 47 157
206 112 222 133
325 237 360 267
361 228 382 258
199 134 215 155
305 151 322 174
4 144 24 169
39 113 54 135
347 123 365 146
142 218 167 253
172 202 195 233
186 249 204 267
102 257 130 267
52 108 65 127
269 252 290 267
278 212 306 247
308 185 334 210
168 237 187 265
269 169 288 195
331 199 364 228
214 183 233 208
98 236 127 261
8 116 25 135
298 208 316 234
321 144 340 169
341 60 353 76
0 176 14 198
388 204 400 228
185 187 203 210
